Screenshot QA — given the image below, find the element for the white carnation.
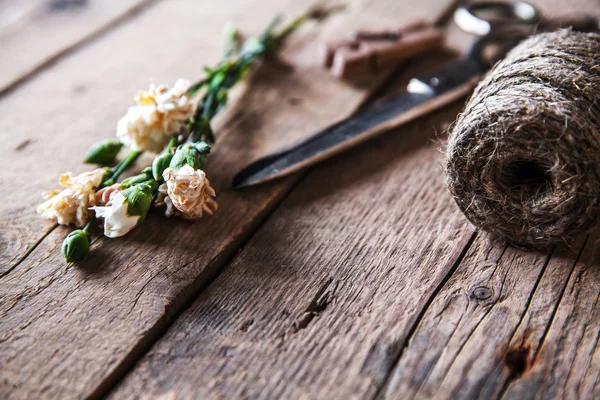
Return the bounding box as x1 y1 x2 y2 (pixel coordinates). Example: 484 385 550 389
161 165 218 219
116 79 194 153
92 192 140 238
36 168 105 227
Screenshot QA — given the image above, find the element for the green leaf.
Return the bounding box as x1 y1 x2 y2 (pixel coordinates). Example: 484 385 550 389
84 140 123 166
190 116 215 143
210 70 227 89
186 78 208 97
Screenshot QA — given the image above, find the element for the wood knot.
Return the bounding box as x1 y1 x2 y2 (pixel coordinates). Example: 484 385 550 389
470 286 493 301
504 344 532 378
240 319 254 332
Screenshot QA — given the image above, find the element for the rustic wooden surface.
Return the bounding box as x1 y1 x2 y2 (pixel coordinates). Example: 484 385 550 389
1 0 599 399
0 0 152 95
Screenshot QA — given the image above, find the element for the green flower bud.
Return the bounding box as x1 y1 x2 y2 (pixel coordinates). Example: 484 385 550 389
84 140 123 166
170 142 211 171
121 183 155 223
62 230 91 263
152 152 173 181
120 167 153 188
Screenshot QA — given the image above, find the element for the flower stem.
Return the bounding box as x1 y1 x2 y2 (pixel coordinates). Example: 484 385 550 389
187 6 342 130
275 5 345 41
102 150 141 188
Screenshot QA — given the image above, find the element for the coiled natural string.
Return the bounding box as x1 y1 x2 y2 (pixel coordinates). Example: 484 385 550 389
445 29 600 247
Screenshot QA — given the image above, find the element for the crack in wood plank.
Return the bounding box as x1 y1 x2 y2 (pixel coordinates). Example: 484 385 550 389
496 235 591 400
291 277 339 333
0 224 57 280
530 237 589 362
407 243 512 399
369 231 478 399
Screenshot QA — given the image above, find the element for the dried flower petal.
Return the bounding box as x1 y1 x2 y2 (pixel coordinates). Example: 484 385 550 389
36 169 105 227
116 79 195 153
162 165 218 219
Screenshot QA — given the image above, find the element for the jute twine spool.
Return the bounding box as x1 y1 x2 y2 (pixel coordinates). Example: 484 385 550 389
445 29 600 247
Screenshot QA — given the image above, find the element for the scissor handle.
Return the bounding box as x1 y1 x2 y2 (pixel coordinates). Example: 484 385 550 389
454 1 541 36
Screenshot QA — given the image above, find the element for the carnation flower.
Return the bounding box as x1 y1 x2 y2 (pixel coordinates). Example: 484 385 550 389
92 193 139 238
161 165 218 219
92 184 153 238
36 169 106 227
116 79 195 153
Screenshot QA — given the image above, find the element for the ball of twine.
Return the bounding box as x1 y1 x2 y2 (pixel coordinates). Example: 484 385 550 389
445 29 600 247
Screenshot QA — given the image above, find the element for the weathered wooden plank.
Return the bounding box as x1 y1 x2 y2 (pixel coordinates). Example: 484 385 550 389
379 2 600 398
0 0 449 398
501 236 600 400
380 239 586 399
107 97 475 399
0 0 151 96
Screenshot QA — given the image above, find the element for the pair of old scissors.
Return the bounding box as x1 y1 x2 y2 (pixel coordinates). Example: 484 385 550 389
232 2 541 189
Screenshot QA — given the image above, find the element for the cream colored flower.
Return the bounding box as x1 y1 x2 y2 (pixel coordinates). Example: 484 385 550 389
36 169 106 227
92 192 139 238
116 79 194 153
162 165 218 219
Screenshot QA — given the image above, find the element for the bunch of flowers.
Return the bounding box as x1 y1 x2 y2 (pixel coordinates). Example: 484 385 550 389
37 9 339 263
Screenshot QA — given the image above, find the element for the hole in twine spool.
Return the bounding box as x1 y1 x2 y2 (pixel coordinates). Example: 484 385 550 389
500 159 552 201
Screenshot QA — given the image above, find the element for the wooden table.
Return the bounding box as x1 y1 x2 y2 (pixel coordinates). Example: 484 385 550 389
1 0 599 398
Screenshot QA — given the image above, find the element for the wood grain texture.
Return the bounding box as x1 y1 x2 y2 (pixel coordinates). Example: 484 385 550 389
0 0 153 95
108 101 475 399
0 0 449 398
380 239 588 399
501 236 600 400
108 2 600 399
